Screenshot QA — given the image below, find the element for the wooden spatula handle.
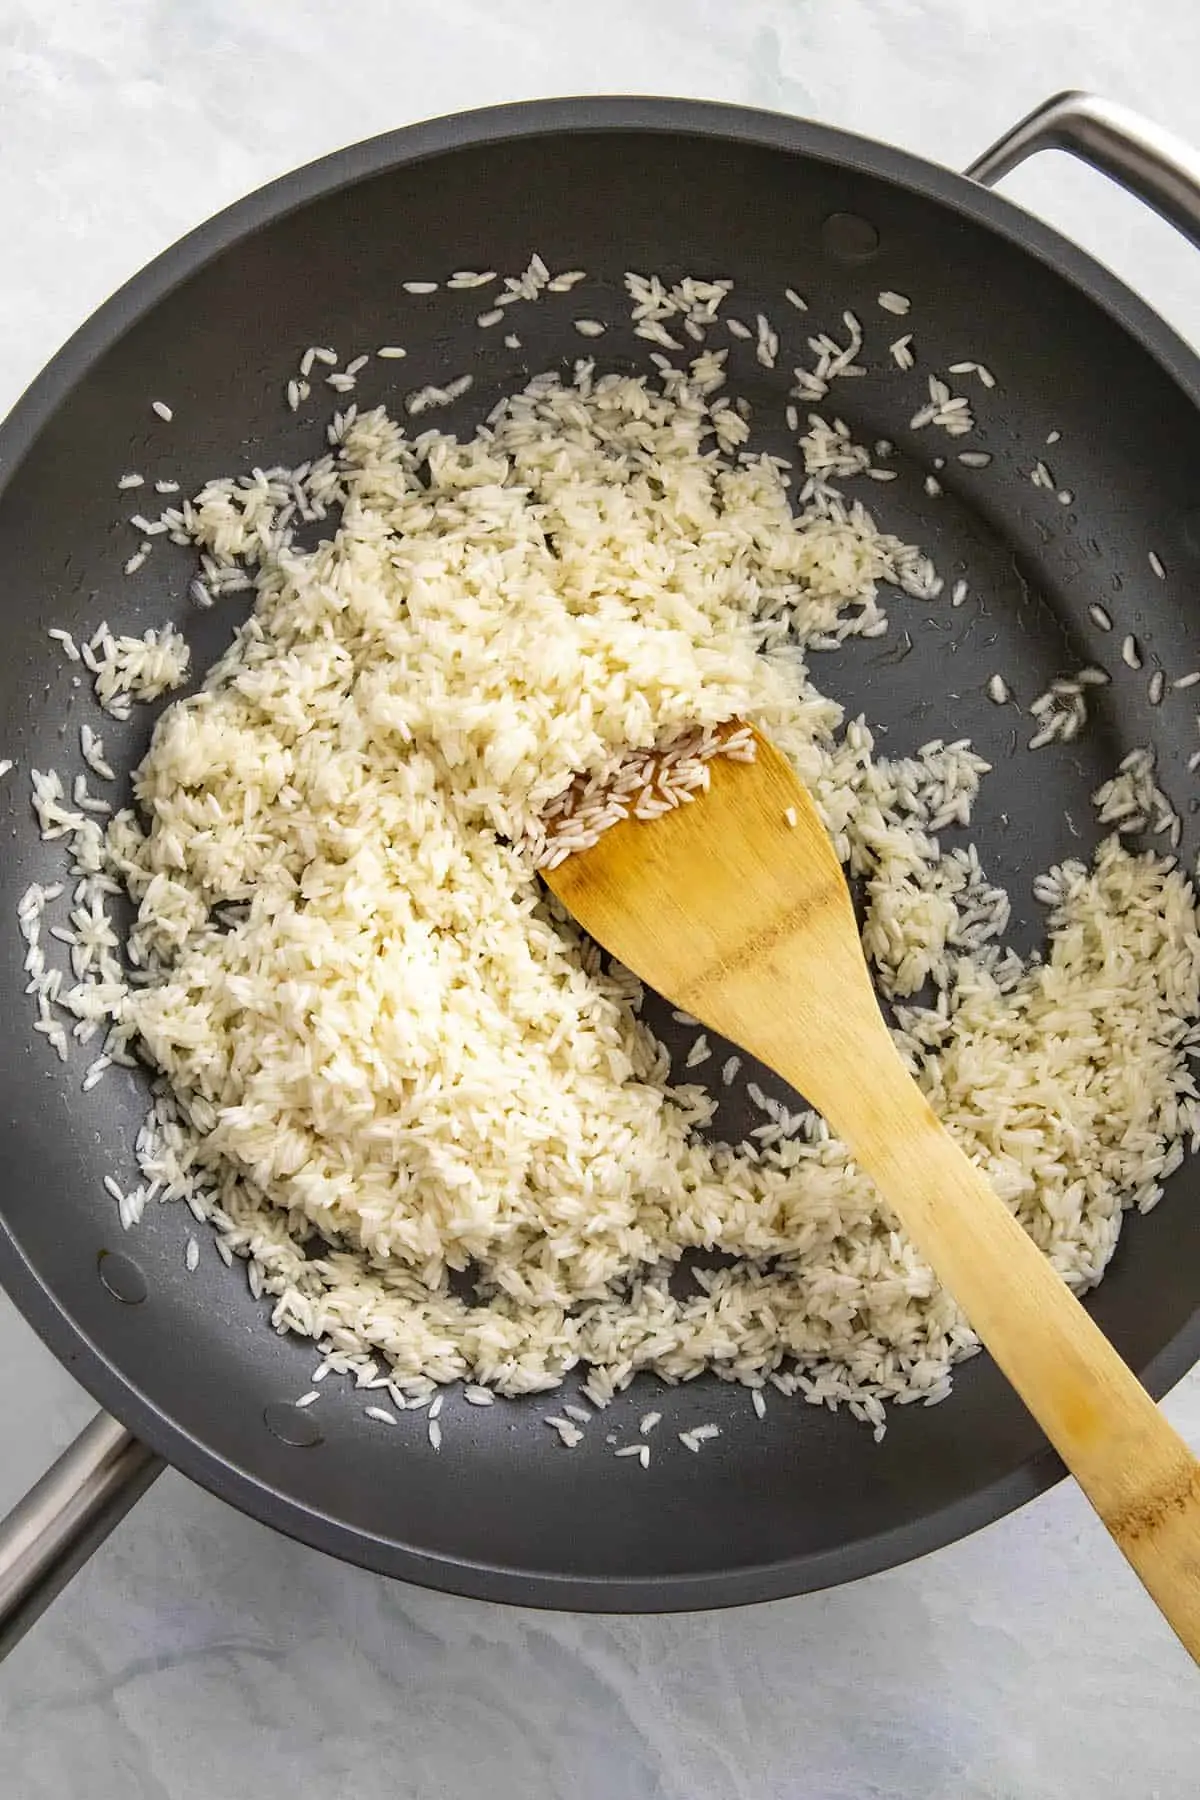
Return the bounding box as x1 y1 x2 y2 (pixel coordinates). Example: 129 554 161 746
825 1041 1200 1665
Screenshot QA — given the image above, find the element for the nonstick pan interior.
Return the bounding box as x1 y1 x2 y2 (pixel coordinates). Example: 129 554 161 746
2 101 1200 1609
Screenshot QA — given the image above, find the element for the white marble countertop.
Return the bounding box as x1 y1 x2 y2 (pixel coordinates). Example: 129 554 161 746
1 2 1199 1793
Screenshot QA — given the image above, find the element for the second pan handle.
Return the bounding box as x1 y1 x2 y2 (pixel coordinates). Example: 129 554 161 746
0 1411 162 1659
966 89 1200 249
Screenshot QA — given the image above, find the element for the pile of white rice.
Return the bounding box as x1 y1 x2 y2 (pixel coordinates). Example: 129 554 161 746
21 333 1200 1428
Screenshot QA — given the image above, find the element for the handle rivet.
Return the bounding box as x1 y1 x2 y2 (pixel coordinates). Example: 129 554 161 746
96 1250 147 1306
819 212 880 262
263 1402 324 1447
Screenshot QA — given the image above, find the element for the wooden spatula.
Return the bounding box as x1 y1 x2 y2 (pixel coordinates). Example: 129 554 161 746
545 726 1200 1662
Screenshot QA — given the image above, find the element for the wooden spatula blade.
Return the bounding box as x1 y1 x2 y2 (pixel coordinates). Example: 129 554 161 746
545 731 874 1100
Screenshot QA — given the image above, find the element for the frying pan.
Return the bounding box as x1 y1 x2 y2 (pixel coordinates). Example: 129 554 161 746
2 90 1200 1656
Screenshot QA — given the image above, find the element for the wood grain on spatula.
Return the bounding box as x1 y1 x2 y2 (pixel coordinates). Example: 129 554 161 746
545 725 1200 1664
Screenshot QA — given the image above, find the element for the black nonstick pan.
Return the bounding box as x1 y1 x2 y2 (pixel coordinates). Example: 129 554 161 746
2 91 1200 1654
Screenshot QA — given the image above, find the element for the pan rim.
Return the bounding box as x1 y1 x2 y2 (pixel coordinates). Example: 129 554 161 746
2 93 1199 1611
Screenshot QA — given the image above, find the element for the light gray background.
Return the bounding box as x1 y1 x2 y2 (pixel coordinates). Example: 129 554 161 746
1 3 1198 1795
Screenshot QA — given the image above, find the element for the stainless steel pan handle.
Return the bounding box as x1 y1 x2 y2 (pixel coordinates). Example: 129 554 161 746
966 89 1200 247
0 1411 162 1658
